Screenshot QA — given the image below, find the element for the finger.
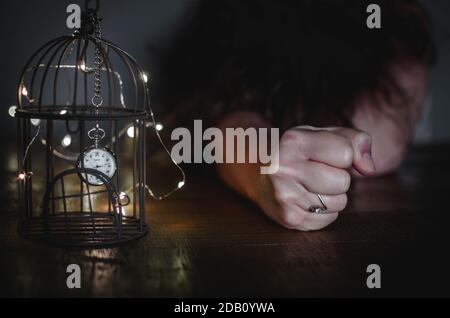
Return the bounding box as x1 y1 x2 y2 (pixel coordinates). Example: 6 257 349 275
272 177 347 213
291 184 348 213
294 160 351 195
305 193 347 214
302 208 339 231
282 127 354 169
327 127 377 176
278 159 351 195
279 203 339 231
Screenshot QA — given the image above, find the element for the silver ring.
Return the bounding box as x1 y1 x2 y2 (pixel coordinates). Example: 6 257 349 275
308 194 328 214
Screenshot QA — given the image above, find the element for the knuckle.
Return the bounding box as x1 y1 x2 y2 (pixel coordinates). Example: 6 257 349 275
302 213 339 231
293 161 307 182
340 140 354 167
279 210 301 229
336 194 348 212
281 129 301 144
276 203 310 230
358 130 371 140
277 148 296 165
273 187 295 204
315 130 334 140
276 161 306 184
355 131 372 144
273 188 285 203
291 129 311 148
340 170 352 192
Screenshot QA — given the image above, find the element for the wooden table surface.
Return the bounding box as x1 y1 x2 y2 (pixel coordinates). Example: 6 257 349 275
1 144 450 297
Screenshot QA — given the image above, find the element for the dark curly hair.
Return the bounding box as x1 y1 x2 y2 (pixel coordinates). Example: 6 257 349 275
160 0 435 130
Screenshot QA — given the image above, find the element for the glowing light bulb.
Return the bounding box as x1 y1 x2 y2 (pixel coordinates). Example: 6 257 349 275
127 126 135 138
8 106 17 117
60 109 68 115
119 192 127 200
142 72 149 84
18 172 26 180
30 118 41 126
177 181 185 189
21 86 28 96
61 135 72 147
155 123 164 131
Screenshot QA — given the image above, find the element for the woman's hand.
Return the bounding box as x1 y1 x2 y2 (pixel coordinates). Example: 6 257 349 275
256 126 377 231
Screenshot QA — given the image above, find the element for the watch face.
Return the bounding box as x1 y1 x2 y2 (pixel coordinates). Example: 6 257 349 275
78 147 117 186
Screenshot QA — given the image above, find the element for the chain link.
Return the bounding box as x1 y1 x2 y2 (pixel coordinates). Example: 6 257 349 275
92 14 103 108
89 13 105 146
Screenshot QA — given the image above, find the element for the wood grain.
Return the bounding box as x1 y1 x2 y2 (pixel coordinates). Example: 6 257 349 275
1 144 450 297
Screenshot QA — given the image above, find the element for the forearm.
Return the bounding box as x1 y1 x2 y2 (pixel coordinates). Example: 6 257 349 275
216 111 273 202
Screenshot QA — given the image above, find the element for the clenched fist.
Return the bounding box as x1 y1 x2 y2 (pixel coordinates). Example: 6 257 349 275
256 126 377 231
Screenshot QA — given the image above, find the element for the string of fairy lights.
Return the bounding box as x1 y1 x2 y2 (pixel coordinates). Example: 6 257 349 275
10 59 186 201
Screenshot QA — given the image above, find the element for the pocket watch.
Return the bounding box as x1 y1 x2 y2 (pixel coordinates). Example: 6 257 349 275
77 126 117 186
77 146 117 186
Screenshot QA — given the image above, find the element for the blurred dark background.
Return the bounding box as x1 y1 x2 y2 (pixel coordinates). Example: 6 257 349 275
0 0 448 142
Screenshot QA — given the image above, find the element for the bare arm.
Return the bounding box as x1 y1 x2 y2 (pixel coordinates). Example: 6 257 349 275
216 111 273 203
216 61 429 231
217 111 376 231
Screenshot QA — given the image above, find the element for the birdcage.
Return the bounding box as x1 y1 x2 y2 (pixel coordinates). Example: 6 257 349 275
14 0 150 247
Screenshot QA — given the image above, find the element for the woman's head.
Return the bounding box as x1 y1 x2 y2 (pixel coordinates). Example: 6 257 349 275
162 0 435 129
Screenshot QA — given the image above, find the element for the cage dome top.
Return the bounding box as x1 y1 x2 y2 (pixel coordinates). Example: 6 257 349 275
15 0 151 121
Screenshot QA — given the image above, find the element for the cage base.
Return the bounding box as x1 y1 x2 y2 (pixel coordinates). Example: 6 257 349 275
19 212 148 248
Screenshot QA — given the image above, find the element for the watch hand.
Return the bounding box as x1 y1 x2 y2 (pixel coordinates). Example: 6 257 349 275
95 163 111 168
